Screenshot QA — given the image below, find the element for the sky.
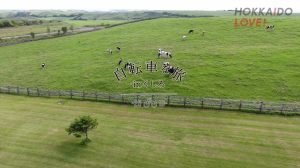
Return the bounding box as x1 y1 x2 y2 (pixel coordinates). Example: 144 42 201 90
0 0 299 12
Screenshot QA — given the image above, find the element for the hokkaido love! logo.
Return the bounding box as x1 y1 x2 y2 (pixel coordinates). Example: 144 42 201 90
234 8 293 28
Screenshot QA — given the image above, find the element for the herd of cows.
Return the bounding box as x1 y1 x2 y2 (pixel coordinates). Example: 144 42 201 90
105 30 197 78
39 25 275 71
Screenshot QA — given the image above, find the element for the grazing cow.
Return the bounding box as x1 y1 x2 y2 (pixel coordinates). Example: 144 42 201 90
163 62 170 67
118 58 123 66
107 48 113 55
188 29 194 34
41 63 46 69
167 66 176 74
158 49 172 59
116 47 121 52
266 25 275 30
182 35 187 40
163 62 175 74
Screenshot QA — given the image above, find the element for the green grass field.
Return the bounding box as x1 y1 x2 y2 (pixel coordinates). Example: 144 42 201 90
64 20 125 27
0 21 68 37
0 20 124 37
0 17 299 102
0 94 300 168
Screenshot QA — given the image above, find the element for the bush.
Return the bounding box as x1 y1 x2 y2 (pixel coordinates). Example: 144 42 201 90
61 27 68 34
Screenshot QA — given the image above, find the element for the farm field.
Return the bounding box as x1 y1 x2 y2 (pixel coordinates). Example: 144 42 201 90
64 19 125 27
0 94 300 168
0 21 67 37
0 19 124 37
0 17 300 101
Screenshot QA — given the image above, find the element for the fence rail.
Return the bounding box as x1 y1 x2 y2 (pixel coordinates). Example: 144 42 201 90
1 86 300 115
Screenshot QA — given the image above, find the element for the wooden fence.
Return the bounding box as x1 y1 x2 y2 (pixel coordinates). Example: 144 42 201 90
0 86 300 115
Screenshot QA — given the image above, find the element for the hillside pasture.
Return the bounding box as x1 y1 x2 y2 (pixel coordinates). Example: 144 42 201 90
0 17 299 101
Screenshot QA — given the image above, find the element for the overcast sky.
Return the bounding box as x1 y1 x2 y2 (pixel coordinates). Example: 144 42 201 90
1 0 299 12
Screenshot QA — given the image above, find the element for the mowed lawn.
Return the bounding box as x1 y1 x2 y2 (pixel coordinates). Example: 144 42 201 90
0 17 300 101
0 94 300 168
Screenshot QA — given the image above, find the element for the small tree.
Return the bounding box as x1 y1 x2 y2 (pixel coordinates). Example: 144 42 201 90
66 116 98 144
69 25 74 32
61 26 68 34
30 32 35 39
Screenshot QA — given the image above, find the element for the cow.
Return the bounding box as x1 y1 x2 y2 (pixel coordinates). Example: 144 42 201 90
158 49 172 59
163 62 175 74
107 48 113 55
116 47 121 52
266 25 275 30
188 29 194 34
163 62 170 67
118 58 123 66
182 35 187 40
41 63 46 69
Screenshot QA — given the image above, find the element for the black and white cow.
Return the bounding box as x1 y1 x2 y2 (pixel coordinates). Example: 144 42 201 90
158 49 172 59
188 29 194 34
266 25 275 30
163 62 176 74
107 48 113 55
118 58 123 66
41 63 46 69
116 47 121 52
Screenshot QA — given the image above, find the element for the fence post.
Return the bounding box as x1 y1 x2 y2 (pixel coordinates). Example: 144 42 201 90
108 94 111 102
17 87 20 95
167 96 170 105
201 99 204 108
95 92 98 101
37 88 40 96
82 91 85 100
259 101 264 112
280 104 285 114
183 97 187 107
121 95 124 103
7 86 10 94
27 88 30 96
239 100 242 111
48 90 50 97
220 99 223 110
70 90 73 99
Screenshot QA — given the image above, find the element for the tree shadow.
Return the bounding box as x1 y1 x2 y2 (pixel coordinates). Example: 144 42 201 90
55 140 89 158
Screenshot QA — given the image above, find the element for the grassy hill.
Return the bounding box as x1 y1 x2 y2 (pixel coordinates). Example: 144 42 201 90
0 10 207 20
0 17 299 101
0 94 300 168
0 19 124 37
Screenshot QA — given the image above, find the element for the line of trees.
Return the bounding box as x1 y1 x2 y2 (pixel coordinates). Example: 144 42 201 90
0 19 62 28
46 25 73 34
28 26 71 39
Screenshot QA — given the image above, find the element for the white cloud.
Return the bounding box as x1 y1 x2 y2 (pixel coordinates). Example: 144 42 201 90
0 0 299 12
